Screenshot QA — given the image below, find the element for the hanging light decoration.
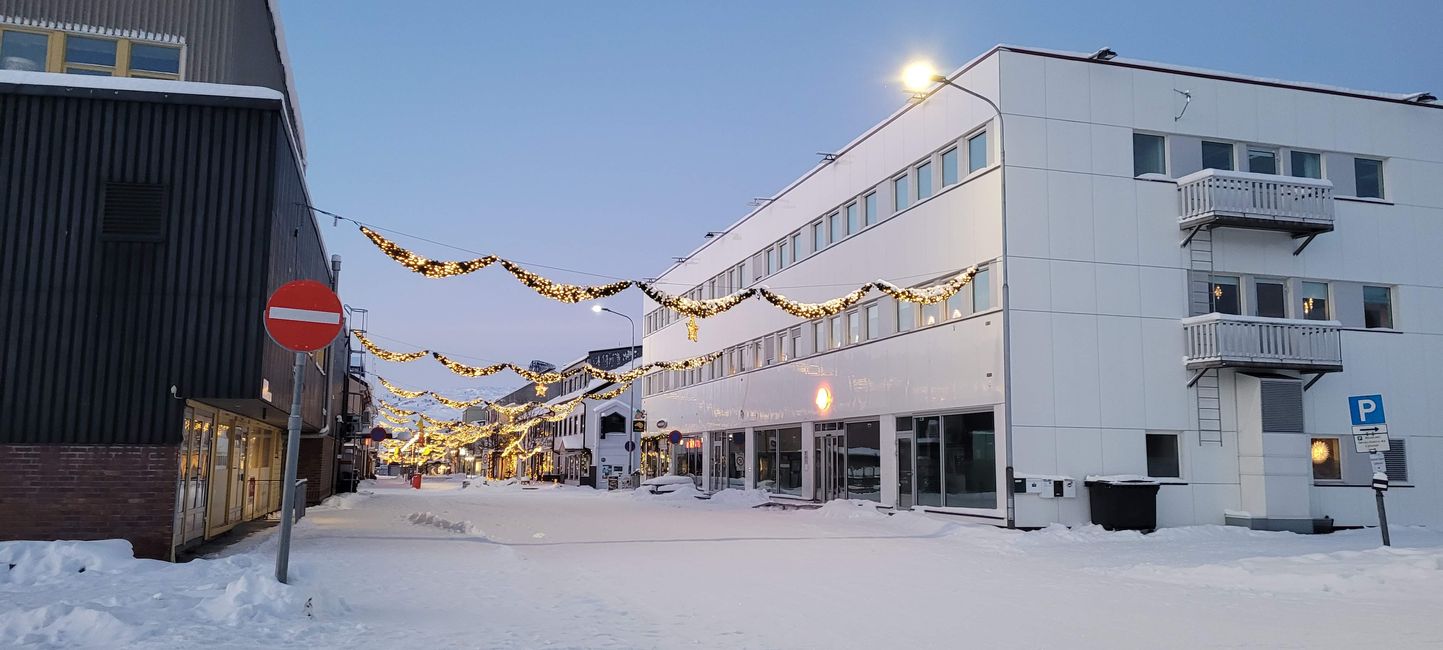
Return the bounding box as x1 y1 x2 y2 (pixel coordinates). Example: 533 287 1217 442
498 260 633 303
353 331 429 362
359 226 498 278
377 376 427 399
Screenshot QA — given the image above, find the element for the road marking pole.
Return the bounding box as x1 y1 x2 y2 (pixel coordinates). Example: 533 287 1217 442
1372 472 1391 547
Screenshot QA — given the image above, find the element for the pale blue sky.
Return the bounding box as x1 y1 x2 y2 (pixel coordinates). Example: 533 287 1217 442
277 0 1441 393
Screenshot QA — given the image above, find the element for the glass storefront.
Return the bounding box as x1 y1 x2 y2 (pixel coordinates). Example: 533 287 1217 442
902 411 996 510
754 427 803 496
675 435 704 488
845 421 881 502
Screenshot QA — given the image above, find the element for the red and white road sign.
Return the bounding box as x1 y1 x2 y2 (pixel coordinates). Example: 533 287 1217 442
264 280 343 352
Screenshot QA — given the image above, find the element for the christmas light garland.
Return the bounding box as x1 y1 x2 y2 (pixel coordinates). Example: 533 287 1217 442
360 226 498 278
498 259 634 303
353 331 429 362
377 376 427 399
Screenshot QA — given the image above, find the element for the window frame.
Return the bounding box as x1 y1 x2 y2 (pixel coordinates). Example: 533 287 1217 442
1362 285 1394 330
941 147 960 186
1132 132 1167 176
1310 437 1342 481
1300 281 1331 321
1201 140 1235 171
967 131 988 173
1246 146 1278 175
1288 149 1323 179
1353 157 1385 199
1252 277 1288 319
915 160 934 201
892 174 909 213
863 191 878 228
1145 432 1182 478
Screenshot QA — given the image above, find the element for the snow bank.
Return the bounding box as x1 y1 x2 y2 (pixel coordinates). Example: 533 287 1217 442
0 603 139 648
640 475 694 487
196 571 347 624
0 539 151 586
317 490 374 510
705 488 770 508
811 499 890 521
406 512 484 536
1121 546 1443 596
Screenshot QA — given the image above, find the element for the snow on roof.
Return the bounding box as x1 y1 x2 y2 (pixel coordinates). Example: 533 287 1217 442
0 69 284 101
265 0 306 160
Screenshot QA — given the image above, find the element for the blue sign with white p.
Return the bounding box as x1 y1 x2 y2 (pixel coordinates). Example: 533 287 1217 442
1349 395 1386 426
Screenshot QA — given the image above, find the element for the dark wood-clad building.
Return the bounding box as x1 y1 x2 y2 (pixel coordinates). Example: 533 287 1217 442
0 0 343 560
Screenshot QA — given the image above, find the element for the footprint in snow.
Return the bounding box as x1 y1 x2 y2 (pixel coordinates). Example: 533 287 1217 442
532 532 546 539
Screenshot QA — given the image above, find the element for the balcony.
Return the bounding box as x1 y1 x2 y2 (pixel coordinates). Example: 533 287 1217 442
1182 313 1342 374
1177 169 1334 250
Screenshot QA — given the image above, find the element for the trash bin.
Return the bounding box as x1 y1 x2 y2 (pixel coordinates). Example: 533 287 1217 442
1085 479 1161 531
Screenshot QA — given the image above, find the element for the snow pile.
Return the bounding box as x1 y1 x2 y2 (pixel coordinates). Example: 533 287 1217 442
406 512 482 536
812 499 889 521
318 490 373 510
1121 546 1443 596
0 539 143 586
635 484 704 501
640 475 694 487
195 571 340 624
705 488 770 508
0 603 138 648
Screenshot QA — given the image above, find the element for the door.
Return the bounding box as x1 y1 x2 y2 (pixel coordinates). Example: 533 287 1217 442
897 434 914 509
814 434 847 501
206 421 232 536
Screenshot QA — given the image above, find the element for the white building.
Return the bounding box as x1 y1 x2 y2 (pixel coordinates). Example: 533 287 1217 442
640 45 1443 531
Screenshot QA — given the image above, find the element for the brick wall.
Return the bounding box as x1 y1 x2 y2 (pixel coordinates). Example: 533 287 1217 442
298 436 335 506
0 444 178 560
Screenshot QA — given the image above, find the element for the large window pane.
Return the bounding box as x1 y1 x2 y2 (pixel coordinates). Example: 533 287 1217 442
1310 438 1341 480
129 43 181 75
865 304 879 340
65 36 116 67
755 430 778 492
1301 281 1329 320
943 412 996 509
942 148 959 185
1132 133 1165 176
812 222 825 253
813 321 826 354
897 301 916 332
1209 275 1241 315
914 417 942 507
1146 433 1180 478
1354 158 1383 199
1202 141 1234 171
968 132 987 172
827 212 840 244
864 192 878 226
848 310 862 344
1247 148 1277 175
1364 286 1393 329
973 267 991 311
1290 151 1322 179
845 202 858 236
1255 281 1286 318
916 162 933 200
778 428 803 495
893 176 909 212
845 421 881 502
1 30 49 71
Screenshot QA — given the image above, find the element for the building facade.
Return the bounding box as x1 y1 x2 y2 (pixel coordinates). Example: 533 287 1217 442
641 45 1443 531
0 1 339 560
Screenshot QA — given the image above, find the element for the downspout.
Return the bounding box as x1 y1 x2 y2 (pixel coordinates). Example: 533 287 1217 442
325 255 342 498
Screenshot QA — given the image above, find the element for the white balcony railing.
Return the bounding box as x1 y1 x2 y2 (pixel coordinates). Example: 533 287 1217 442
1182 313 1343 372
1177 169 1334 233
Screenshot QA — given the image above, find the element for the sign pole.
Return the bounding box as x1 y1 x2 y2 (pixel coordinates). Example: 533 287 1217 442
276 351 306 583
1375 488 1391 547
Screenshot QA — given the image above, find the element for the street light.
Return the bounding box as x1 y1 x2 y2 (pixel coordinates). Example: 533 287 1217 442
592 304 638 480
901 59 1016 530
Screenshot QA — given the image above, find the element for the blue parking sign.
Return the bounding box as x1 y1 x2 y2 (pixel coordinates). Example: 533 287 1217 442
1348 395 1386 426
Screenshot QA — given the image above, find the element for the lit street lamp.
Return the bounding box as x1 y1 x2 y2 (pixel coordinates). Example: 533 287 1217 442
591 304 638 480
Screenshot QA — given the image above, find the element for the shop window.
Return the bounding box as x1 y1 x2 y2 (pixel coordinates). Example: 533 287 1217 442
1146 433 1180 478
845 421 882 502
754 429 778 492
1310 438 1341 480
942 412 996 508
1363 286 1393 329
777 428 803 496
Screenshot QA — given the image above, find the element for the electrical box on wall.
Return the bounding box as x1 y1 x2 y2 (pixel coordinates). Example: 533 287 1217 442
1029 477 1077 499
1026 478 1043 494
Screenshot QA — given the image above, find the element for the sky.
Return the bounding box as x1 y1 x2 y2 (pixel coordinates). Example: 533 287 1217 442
277 0 1442 395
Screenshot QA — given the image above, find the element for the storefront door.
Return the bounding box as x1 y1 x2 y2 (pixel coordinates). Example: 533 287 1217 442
897 433 914 510
814 433 846 502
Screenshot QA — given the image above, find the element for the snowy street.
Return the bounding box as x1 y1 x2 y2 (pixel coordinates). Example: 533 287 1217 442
4 477 1443 649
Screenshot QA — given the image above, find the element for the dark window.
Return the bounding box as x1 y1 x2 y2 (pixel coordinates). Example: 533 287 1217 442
130 43 182 75
1363 286 1393 329
1311 438 1341 480
1354 158 1384 198
1255 281 1286 318
1210 275 1241 315
599 413 626 436
0 30 49 71
1301 282 1329 321
1202 141 1234 171
942 412 995 509
1290 151 1322 179
1247 148 1277 175
1133 133 1166 175
1146 433 1180 478
101 182 167 242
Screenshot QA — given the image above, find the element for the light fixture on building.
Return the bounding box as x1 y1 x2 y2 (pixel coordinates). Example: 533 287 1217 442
1089 47 1118 61
902 61 943 92
1311 439 1331 464
703 231 725 239
816 152 838 162
814 386 832 413
1404 92 1437 103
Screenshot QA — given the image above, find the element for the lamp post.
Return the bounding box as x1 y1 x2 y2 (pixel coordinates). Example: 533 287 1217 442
592 304 638 479
903 61 1015 529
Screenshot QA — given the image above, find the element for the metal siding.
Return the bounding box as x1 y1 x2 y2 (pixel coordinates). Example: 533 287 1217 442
0 91 320 445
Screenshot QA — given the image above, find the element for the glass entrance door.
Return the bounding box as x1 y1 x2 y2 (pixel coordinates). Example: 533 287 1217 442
897 434 914 509
814 433 846 502
710 433 726 492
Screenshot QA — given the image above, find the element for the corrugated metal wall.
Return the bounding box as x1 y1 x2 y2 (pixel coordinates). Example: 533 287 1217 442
0 91 324 445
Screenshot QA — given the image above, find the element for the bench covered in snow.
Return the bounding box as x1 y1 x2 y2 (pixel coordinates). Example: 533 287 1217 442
640 475 694 494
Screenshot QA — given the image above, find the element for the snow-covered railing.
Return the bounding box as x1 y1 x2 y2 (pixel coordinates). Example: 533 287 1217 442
1183 313 1342 371
1177 169 1334 231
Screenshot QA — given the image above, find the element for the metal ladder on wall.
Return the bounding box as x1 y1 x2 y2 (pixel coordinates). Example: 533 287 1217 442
1187 229 1224 446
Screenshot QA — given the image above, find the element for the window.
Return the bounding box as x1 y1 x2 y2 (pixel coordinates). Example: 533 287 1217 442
813 321 826 354
845 202 858 236
942 147 959 185
1290 151 1322 179
921 301 941 327
755 429 778 492
764 336 776 366
916 161 934 200
1202 141 1234 171
129 43 181 78
827 212 840 244
1301 281 1330 321
865 304 879 340
790 328 801 359
1310 438 1341 480
765 247 775 276
790 233 802 261
893 175 909 212
942 412 997 508
967 132 988 172
1247 147 1277 175
864 192 878 227
1363 286 1393 329
830 316 844 349
897 301 916 332
848 310 862 344
1254 280 1286 319
1354 158 1384 199
737 263 746 287
1 29 48 71
973 267 992 311
1146 433 1180 478
1132 133 1166 176
776 332 789 362
1209 275 1241 315
947 282 970 320
812 222 825 253
65 36 117 75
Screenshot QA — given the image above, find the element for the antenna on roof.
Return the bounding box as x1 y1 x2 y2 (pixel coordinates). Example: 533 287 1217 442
1088 47 1117 61
1403 92 1437 103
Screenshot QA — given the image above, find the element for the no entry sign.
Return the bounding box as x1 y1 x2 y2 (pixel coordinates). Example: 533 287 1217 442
265 280 343 352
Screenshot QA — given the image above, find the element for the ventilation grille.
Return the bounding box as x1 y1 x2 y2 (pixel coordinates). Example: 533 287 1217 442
1383 439 1408 482
101 182 166 242
1259 379 1304 432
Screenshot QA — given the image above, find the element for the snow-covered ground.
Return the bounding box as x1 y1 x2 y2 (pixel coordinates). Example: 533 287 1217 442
4 477 1442 648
